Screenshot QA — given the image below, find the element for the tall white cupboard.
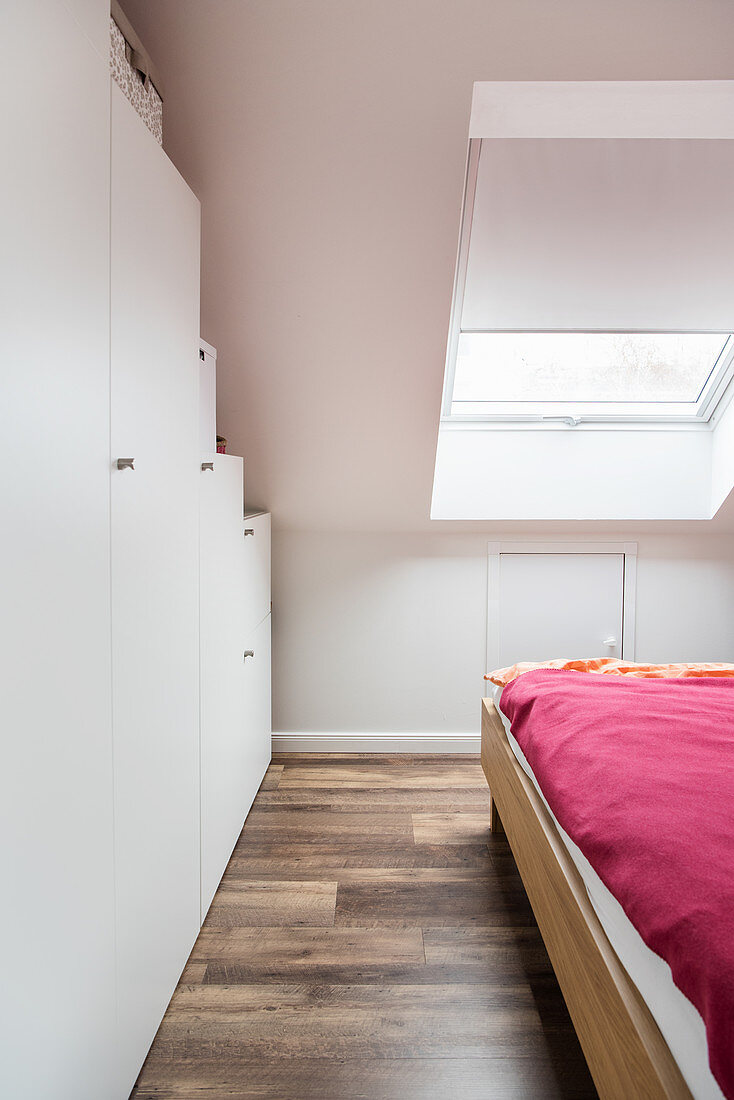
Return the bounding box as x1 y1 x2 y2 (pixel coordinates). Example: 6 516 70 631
2 4 116 1097
200 470 272 917
110 85 203 1088
2 4 271 1098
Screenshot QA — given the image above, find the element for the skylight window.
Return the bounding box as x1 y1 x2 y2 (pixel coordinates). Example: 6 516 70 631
433 82 734 522
449 332 733 420
440 81 734 428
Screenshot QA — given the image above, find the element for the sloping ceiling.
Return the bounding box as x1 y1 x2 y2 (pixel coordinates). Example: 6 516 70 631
120 0 734 533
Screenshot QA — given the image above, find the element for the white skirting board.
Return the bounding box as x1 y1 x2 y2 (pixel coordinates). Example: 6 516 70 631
271 733 480 753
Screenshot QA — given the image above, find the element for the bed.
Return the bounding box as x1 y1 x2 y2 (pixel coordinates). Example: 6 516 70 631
481 664 734 1100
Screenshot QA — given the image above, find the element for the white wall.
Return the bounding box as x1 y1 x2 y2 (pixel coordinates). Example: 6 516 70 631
273 532 734 734
711 393 734 516
432 425 712 521
633 540 734 663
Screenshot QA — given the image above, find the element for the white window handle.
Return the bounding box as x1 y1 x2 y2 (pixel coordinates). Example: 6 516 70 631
603 636 618 648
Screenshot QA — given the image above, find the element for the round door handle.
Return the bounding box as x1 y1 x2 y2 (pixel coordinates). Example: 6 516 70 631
116 458 135 471
244 650 254 661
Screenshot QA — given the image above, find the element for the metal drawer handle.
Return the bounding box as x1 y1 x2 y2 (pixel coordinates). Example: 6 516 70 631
243 650 254 661
201 462 215 472
244 528 255 537
116 458 135 471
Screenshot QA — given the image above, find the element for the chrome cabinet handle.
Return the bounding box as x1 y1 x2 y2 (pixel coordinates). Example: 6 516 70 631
201 462 215 472
244 528 255 537
243 650 254 661
116 458 135 471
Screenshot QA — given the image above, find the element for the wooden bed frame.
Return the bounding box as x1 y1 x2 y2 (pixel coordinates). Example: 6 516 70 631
481 698 694 1100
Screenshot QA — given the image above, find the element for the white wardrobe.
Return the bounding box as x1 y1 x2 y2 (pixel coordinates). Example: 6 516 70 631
200 471 272 916
2 4 271 1097
3 5 117 1097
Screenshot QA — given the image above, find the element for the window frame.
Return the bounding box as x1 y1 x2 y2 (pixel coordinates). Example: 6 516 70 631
441 139 734 429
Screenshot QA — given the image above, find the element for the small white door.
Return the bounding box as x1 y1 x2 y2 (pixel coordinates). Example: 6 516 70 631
492 552 626 669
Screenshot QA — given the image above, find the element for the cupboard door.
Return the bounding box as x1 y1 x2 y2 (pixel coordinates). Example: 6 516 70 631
110 85 201 1091
1 5 116 1097
243 512 271 630
200 455 248 916
494 552 625 668
243 612 273 806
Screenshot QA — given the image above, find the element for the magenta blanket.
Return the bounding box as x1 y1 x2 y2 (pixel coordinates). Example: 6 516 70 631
500 669 734 1098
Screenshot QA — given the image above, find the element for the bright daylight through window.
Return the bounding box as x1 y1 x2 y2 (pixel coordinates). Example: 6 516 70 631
448 332 734 421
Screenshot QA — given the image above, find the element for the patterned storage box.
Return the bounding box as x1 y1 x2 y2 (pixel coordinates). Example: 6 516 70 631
110 12 163 145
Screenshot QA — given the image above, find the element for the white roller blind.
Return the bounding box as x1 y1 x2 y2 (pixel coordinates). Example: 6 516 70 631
461 137 734 333
459 82 734 335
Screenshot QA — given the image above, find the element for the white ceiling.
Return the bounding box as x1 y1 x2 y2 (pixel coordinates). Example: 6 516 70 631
120 0 734 533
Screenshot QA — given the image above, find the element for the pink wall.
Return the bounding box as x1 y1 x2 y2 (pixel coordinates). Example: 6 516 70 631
120 0 734 534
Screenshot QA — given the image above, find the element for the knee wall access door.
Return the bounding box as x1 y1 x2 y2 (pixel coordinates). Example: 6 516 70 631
487 542 637 674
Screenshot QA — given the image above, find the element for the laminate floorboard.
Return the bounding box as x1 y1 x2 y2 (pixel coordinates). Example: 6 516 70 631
131 754 598 1100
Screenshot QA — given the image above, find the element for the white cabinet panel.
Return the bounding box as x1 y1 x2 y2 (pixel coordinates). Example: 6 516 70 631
494 553 625 668
200 455 246 914
110 85 201 1093
200 467 271 916
243 512 271 630
1 5 115 1097
243 611 273 800
63 0 108 58
199 345 217 452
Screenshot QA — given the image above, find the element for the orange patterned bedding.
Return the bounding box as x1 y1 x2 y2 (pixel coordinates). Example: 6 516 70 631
485 657 734 688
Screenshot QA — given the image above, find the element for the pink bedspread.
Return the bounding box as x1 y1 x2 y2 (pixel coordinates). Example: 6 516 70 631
500 670 734 1098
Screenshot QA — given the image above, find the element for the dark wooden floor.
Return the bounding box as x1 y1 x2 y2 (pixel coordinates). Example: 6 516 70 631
131 754 598 1099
